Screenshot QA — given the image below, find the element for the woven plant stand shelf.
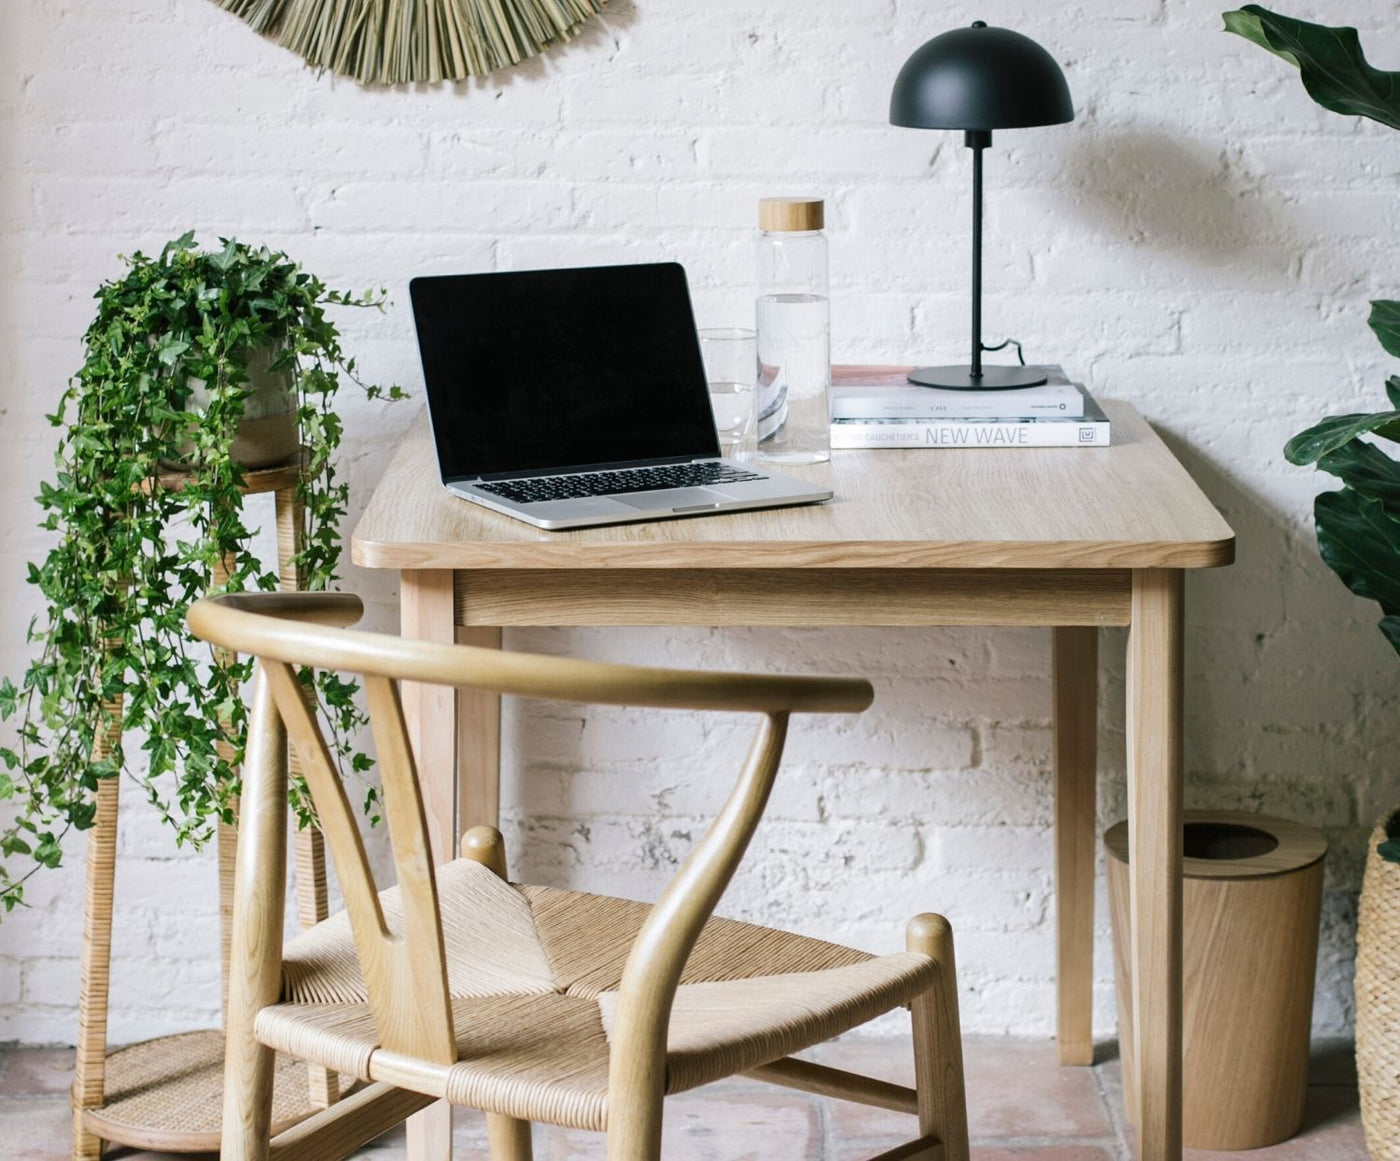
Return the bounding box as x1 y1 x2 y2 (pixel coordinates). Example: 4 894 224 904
73 455 339 1159
78 1030 321 1152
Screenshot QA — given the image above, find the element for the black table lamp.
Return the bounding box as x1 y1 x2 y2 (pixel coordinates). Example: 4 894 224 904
891 22 1073 389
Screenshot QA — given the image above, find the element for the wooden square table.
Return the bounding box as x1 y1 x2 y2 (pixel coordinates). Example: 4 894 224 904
351 385 1234 1161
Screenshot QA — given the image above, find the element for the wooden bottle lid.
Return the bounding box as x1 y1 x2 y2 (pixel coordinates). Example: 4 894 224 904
759 197 824 232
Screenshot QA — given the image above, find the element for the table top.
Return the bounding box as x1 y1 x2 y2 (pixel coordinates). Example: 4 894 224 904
352 389 1234 573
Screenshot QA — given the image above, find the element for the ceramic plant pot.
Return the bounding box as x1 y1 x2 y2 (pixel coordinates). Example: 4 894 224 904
170 345 298 470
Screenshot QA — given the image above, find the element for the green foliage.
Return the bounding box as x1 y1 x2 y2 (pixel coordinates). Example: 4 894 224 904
0 233 405 912
1281 302 1400 686
1230 1 1395 880
1283 405 1400 465
1225 10 1400 736
1223 6 1400 130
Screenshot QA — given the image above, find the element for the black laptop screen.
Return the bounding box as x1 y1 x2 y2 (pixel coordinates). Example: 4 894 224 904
410 263 721 480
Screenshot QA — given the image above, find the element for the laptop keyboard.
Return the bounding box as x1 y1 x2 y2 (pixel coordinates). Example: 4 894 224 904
477 461 766 505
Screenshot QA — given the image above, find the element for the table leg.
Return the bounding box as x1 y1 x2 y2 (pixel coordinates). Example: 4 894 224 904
456 627 503 831
1053 626 1098 1066
400 569 457 1161
1127 570 1184 1161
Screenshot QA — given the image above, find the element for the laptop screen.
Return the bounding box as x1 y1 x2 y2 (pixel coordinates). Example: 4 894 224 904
410 263 721 481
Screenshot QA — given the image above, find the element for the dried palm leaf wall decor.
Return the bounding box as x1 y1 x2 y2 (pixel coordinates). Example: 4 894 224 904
213 0 607 85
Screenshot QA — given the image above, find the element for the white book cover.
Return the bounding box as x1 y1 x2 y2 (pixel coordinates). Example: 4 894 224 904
831 376 1083 419
830 386 1110 449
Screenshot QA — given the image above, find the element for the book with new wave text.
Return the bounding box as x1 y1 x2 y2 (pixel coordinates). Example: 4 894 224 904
830 381 1110 449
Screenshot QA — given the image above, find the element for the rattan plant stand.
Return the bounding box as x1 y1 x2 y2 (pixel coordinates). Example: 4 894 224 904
73 455 340 1158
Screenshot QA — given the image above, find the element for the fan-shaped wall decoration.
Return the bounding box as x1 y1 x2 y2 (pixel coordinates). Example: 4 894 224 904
213 0 607 85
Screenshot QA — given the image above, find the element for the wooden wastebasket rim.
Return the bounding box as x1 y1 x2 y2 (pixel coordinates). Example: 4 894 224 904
1104 809 1327 881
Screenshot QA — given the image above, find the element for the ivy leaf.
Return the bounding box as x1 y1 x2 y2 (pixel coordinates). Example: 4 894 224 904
157 338 191 366
0 678 15 719
209 240 240 272
1285 411 1400 465
1223 6 1400 130
33 835 62 869
160 231 197 262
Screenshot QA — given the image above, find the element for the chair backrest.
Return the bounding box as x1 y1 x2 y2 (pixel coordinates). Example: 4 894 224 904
189 591 874 1071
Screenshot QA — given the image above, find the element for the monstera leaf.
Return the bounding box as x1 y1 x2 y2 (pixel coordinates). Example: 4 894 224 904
1314 488 1400 627
1283 291 1400 659
1369 300 1400 359
1285 410 1400 466
1223 6 1400 130
1284 302 1400 464
1315 439 1400 511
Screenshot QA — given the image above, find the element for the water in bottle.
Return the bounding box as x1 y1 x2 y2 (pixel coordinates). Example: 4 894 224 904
756 196 830 464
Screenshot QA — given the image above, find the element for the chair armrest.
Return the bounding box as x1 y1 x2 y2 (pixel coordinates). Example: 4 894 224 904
191 591 365 630
189 595 872 716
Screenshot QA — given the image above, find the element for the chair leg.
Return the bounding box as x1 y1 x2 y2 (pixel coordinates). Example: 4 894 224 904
222 1038 277 1161
907 914 969 1161
221 670 290 1161
487 1113 533 1160
604 1092 665 1161
462 824 510 879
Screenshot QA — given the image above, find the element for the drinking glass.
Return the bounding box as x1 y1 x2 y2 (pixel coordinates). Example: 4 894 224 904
698 327 757 462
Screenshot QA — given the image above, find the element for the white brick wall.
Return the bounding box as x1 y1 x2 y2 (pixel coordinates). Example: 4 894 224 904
3 0 1400 1046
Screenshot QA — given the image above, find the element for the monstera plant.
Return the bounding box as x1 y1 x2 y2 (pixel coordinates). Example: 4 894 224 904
1225 7 1400 1151
1225 4 1400 839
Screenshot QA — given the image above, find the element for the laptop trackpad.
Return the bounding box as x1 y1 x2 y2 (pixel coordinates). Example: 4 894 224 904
614 487 727 510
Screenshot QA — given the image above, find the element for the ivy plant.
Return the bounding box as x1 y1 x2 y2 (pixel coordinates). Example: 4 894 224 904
0 232 403 911
1225 6 1400 861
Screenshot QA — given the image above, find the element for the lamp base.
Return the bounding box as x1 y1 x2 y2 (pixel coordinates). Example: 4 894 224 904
907 364 1049 390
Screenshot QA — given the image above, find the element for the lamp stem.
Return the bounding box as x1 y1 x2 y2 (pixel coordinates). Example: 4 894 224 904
966 128 990 381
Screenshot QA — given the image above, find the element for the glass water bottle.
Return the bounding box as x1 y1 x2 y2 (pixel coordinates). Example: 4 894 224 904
756 196 830 464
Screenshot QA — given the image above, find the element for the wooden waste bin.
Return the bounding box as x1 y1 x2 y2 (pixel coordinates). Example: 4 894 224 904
1106 810 1326 1151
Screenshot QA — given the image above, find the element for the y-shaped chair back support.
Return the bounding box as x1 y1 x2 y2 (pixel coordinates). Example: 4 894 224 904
189 592 875 1156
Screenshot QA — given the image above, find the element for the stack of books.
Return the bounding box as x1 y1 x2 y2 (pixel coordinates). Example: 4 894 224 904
829 365 1110 449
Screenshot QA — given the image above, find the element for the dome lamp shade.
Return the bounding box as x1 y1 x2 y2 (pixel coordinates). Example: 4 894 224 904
891 23 1074 131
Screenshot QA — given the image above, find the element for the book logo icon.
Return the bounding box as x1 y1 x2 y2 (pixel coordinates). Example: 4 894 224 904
1078 427 1095 443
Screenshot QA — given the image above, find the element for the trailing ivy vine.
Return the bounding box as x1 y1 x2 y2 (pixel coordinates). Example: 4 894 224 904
0 232 403 911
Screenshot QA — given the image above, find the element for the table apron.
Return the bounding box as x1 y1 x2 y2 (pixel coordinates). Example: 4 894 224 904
453 568 1132 628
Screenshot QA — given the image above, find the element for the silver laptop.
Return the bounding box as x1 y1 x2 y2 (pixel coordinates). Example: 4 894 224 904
409 263 832 530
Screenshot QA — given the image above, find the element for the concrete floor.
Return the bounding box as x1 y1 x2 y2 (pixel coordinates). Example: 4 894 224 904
0 1036 1367 1159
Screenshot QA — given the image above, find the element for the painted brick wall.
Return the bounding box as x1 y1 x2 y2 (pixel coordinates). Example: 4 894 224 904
3 0 1400 1046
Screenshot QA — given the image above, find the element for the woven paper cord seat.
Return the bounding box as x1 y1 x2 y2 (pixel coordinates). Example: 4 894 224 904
258 858 935 1129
